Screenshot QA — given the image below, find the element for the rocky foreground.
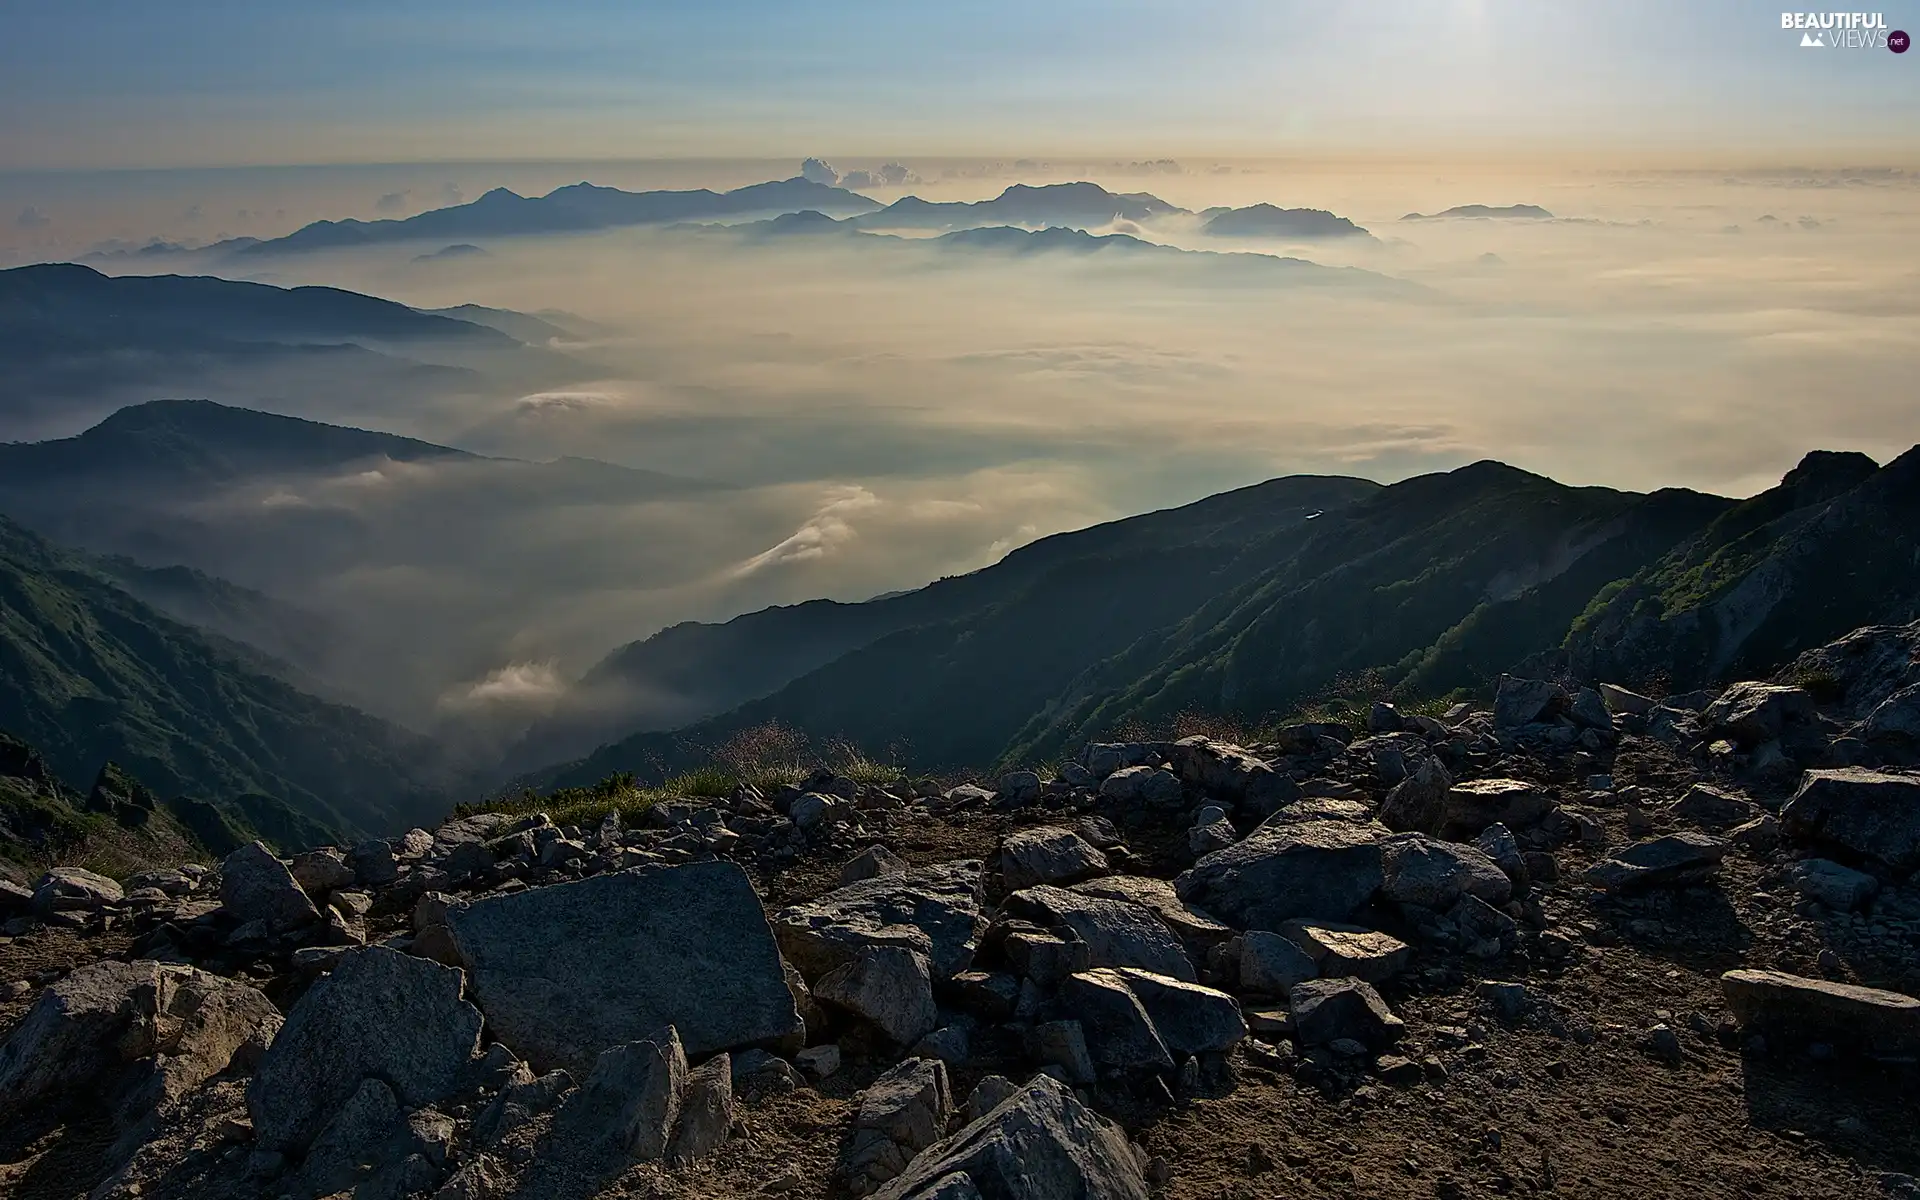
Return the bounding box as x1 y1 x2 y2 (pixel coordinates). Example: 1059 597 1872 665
7 625 1920 1199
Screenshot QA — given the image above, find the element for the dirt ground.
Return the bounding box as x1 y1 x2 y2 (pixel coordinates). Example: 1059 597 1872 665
4 758 1918 1200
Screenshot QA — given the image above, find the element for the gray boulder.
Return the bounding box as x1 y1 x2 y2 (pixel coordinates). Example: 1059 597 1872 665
774 860 986 983
1068 876 1234 955
1441 778 1553 836
1722 969 1920 1057
1783 858 1880 911
1472 823 1530 892
817 947 940 1046
348 838 400 887
1057 971 1172 1074
1859 683 1920 748
290 848 355 900
1000 885 1195 981
1102 968 1245 1058
1378 757 1452 834
1026 1021 1096 1084
221 841 321 932
551 1025 687 1162
668 1052 734 1164
1168 737 1299 810
1379 833 1511 910
1097 766 1184 806
843 1058 953 1196
1001 828 1108 891
1583 833 1729 894
1671 783 1756 829
1289 977 1404 1048
1175 816 1387 931
997 771 1043 806
1238 931 1318 994
1286 923 1411 983
1494 675 1567 728
31 866 123 915
1705 682 1815 745
870 1074 1148 1200
247 946 483 1154
843 845 910 884
448 861 802 1073
1782 768 1920 870
0 960 279 1121
473 1066 573 1146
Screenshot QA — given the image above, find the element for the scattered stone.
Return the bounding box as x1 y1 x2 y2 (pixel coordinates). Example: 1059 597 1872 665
247 946 483 1154
1782 768 1920 870
1494 676 1568 728
0 960 279 1121
1671 783 1756 830
1103 968 1245 1059
1176 816 1387 930
1600 683 1656 716
1000 884 1195 981
1001 827 1109 891
1380 834 1512 910
1289 978 1404 1049
1705 682 1815 745
550 1025 688 1162
1730 814 1782 854
870 1074 1149 1200
348 838 401 888
1058 970 1173 1074
1239 931 1318 994
448 861 803 1073
1473 823 1530 892
1721 970 1920 1058
965 1075 1017 1123
31 866 124 915
1784 858 1880 912
669 1052 734 1164
1379 758 1452 835
997 771 1043 807
1442 779 1553 837
731 1048 804 1096
844 845 910 885
1026 1020 1097 1084
843 1058 953 1196
1478 980 1531 1023
473 1066 573 1146
817 947 940 1047
1188 809 1238 856
774 860 986 982
1584 833 1729 894
221 841 321 933
289 847 356 899
797 1044 843 1079
1098 766 1185 807
1286 923 1412 983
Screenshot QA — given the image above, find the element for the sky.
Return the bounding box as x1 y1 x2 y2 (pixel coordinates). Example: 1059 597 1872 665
4 0 1918 170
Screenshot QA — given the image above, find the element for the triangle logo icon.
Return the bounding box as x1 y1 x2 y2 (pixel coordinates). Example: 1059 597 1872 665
1800 31 1824 46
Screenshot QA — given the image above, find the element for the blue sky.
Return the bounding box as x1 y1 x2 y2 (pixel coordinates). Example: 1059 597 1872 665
4 0 1916 168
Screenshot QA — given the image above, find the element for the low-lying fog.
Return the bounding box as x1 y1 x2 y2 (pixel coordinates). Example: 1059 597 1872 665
5 158 1916 753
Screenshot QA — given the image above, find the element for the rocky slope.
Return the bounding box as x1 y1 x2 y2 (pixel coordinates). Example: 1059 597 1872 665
5 622 1920 1198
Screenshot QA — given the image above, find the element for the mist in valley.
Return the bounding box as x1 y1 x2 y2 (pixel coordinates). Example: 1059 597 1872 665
5 157 1916 771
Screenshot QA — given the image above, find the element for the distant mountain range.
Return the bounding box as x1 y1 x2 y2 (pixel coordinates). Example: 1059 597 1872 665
846 182 1186 231
0 513 448 849
86 179 1385 266
1402 204 1554 220
223 177 882 256
0 263 580 434
536 445 1920 787
1198 204 1372 239
691 214 1411 290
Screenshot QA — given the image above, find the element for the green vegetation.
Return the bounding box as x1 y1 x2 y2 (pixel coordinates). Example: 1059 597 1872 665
474 722 903 828
0 513 448 847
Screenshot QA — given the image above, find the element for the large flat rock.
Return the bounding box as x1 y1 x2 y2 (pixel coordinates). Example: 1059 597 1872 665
1000 885 1196 982
1722 969 1920 1057
1782 767 1920 870
447 861 802 1074
1175 816 1387 931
